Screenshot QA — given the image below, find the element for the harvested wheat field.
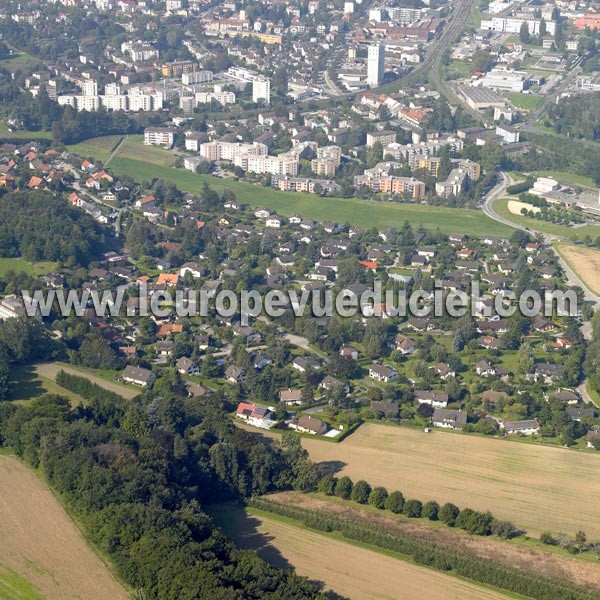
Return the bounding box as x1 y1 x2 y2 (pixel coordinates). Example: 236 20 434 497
556 243 600 296
268 491 600 591
0 454 128 600
231 508 510 600
300 424 600 537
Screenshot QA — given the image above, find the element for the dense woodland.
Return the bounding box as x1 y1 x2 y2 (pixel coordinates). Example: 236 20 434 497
548 93 600 141
0 191 105 265
0 373 326 599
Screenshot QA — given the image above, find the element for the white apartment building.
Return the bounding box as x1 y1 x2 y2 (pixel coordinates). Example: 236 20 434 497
199 141 268 161
234 154 299 176
182 71 214 85
367 43 385 87
144 127 176 148
195 91 236 104
252 76 271 104
480 16 556 36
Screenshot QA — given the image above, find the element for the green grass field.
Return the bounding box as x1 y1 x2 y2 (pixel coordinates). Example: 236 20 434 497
0 258 60 277
0 564 43 600
71 136 514 235
0 123 52 141
504 93 544 111
528 170 597 189
494 198 600 240
7 365 83 406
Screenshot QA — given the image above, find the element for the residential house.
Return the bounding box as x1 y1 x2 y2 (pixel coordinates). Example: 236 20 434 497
289 415 329 435
280 388 303 405
502 419 540 435
176 356 199 376
235 402 273 428
122 365 156 386
432 408 467 430
369 363 398 383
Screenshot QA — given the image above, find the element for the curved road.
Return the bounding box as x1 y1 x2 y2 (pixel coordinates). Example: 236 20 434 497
483 172 599 404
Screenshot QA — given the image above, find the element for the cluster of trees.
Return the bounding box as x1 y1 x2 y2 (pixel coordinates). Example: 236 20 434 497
0 191 105 265
0 387 326 598
315 474 518 538
506 177 534 195
9 87 141 144
0 317 60 401
547 93 600 142
250 498 598 600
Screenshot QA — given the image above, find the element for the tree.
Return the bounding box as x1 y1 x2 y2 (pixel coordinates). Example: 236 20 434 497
351 480 371 504
335 476 353 499
539 17 547 38
368 486 388 509
422 501 439 521
384 491 405 513
439 502 460 526
540 531 556 545
519 21 531 44
403 499 423 518
317 474 337 495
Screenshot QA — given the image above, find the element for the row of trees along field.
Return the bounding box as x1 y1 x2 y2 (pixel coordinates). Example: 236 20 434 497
0 373 329 599
250 498 598 600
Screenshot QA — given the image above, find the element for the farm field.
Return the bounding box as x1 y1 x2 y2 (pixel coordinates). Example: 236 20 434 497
493 198 600 240
0 454 128 600
554 243 600 296
300 423 600 538
69 135 515 235
215 504 512 600
35 362 139 400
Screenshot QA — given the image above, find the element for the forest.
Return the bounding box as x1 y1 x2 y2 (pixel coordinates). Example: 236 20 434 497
0 191 105 265
0 371 326 599
547 93 600 141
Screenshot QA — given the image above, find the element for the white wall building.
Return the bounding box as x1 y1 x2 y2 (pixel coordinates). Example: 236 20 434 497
367 43 385 87
252 76 271 104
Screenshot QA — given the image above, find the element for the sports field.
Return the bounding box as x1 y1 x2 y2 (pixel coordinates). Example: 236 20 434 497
555 243 600 296
220 506 511 600
0 455 128 599
300 423 600 537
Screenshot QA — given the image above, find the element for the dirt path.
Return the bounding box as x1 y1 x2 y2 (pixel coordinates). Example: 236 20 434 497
0 455 128 599
35 363 138 399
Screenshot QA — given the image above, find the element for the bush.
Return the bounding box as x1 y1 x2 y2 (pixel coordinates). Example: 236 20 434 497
540 531 556 545
422 501 439 521
491 519 518 539
351 480 371 504
403 499 423 518
368 487 388 509
317 474 337 496
456 508 493 536
439 502 460 526
384 491 405 514
334 476 353 500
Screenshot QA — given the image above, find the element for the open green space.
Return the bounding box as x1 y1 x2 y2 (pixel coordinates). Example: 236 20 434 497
7 364 83 405
0 123 52 141
0 258 60 277
504 93 544 111
71 137 515 235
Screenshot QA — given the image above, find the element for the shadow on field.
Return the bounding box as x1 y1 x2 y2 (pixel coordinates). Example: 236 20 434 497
315 460 347 477
209 502 349 600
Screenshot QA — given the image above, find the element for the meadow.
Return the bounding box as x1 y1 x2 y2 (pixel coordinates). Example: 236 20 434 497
69 136 515 236
0 258 60 277
300 423 600 538
0 455 128 600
